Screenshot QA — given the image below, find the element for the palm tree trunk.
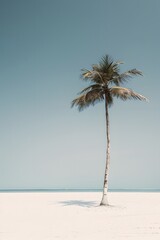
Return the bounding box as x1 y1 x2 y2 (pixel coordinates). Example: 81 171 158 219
100 95 110 206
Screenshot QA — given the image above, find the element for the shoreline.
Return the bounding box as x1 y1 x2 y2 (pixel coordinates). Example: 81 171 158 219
0 188 160 193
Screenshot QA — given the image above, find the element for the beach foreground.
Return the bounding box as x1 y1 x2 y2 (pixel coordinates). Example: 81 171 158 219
0 192 160 240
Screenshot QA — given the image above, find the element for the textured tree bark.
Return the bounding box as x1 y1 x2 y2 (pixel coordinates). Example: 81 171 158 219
100 95 110 206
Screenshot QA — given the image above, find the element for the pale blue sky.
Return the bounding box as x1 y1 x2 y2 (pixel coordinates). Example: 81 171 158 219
0 0 159 189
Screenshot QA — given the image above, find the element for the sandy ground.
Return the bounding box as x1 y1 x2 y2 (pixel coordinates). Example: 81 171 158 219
0 192 160 240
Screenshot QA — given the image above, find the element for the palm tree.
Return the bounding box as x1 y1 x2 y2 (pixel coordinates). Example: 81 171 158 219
71 55 147 206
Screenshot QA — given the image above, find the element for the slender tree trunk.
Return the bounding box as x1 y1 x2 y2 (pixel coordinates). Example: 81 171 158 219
100 95 110 206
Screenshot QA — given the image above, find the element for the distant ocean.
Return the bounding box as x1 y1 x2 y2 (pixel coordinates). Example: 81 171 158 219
0 189 160 193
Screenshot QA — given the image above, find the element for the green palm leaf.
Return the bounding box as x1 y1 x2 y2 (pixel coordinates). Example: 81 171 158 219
109 69 143 86
110 86 147 101
78 84 103 94
71 88 104 111
81 68 104 84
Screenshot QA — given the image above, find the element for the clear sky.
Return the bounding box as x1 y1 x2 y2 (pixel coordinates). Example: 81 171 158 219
0 0 159 190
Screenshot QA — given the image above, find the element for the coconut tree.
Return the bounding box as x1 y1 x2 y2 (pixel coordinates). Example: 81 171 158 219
71 55 147 206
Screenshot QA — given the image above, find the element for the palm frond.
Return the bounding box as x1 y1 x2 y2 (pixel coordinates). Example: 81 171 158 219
110 87 147 101
71 88 104 111
81 68 103 84
109 68 143 86
99 55 113 71
115 60 124 65
81 68 93 80
98 55 121 83
78 84 103 94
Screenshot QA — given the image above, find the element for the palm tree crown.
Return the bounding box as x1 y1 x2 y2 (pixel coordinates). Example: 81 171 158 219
72 55 147 110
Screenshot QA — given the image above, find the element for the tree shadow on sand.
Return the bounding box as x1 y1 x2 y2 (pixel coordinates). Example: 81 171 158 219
59 200 98 208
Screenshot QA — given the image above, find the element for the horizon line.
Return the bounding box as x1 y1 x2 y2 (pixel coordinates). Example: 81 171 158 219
0 188 160 192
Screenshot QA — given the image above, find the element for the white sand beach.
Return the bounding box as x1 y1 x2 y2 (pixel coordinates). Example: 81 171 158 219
0 192 160 240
